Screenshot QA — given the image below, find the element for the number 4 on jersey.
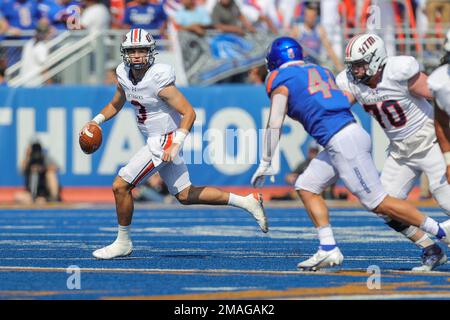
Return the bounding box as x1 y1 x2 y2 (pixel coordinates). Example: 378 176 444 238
307 69 339 98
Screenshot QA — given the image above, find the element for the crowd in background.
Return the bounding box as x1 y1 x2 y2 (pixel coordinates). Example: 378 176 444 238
1 1 449 62
1 0 447 203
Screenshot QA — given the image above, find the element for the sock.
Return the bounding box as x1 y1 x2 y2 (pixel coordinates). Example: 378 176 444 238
414 234 435 249
228 193 250 210
420 217 445 238
318 225 336 251
437 227 446 239
116 224 131 242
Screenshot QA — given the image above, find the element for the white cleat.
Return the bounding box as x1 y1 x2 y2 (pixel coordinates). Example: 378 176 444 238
438 220 450 247
411 244 447 272
92 240 133 260
297 247 344 271
245 193 268 233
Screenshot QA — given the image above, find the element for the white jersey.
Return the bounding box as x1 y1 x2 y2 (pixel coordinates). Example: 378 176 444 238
428 64 450 115
336 56 433 141
116 62 181 137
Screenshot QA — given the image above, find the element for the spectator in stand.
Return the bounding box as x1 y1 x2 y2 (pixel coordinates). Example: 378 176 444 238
415 0 428 39
425 0 450 54
2 0 42 37
18 20 51 87
80 0 111 30
133 173 172 203
273 140 344 201
122 0 168 39
361 0 396 56
211 0 256 36
0 11 8 42
110 0 126 28
236 0 279 35
276 0 298 33
290 2 343 71
15 140 62 205
246 64 267 84
0 62 7 86
320 0 343 60
39 0 81 31
174 0 212 37
426 0 450 27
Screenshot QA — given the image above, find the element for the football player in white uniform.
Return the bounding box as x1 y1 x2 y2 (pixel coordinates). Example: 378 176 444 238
294 34 450 271
80 29 268 259
428 30 450 184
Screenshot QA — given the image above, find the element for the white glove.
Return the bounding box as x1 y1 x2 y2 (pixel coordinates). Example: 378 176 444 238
251 160 276 188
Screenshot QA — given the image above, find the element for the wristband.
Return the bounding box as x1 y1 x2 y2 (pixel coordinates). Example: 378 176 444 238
444 152 450 166
173 129 188 145
93 114 105 125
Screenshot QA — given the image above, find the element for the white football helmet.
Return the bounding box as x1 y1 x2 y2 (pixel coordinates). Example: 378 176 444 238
344 33 387 83
120 28 157 69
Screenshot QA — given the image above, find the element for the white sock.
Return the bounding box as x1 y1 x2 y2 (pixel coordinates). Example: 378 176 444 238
228 193 250 210
420 217 440 236
116 224 131 242
414 234 435 249
317 225 336 247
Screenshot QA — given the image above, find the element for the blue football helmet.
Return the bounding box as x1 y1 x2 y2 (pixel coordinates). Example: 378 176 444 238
265 37 304 71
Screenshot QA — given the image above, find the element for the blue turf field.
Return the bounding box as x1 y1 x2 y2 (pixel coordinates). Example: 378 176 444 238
1 205 450 299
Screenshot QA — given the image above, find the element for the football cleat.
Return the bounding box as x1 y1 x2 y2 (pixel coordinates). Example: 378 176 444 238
92 240 133 260
245 193 268 233
412 244 447 272
297 247 344 271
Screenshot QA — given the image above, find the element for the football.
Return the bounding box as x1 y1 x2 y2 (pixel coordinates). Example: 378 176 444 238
79 123 102 154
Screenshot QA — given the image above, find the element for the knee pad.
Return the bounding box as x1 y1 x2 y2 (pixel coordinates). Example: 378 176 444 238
386 219 410 233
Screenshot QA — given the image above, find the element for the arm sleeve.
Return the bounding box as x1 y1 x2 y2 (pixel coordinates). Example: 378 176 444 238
262 93 288 162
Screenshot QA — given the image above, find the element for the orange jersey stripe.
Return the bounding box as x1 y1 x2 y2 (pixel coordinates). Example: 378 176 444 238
134 162 155 185
265 70 279 95
163 132 174 150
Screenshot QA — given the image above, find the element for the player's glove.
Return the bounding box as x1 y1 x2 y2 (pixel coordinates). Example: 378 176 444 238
251 160 276 188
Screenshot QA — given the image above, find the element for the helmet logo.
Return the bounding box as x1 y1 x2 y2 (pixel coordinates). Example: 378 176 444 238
146 34 153 43
287 48 295 59
358 36 376 55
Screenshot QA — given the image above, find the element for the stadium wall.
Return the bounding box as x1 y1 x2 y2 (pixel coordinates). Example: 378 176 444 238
0 85 389 189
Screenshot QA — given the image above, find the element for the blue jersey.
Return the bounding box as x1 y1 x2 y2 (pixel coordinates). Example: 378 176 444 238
39 0 80 30
266 62 355 146
2 0 41 30
123 3 167 31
